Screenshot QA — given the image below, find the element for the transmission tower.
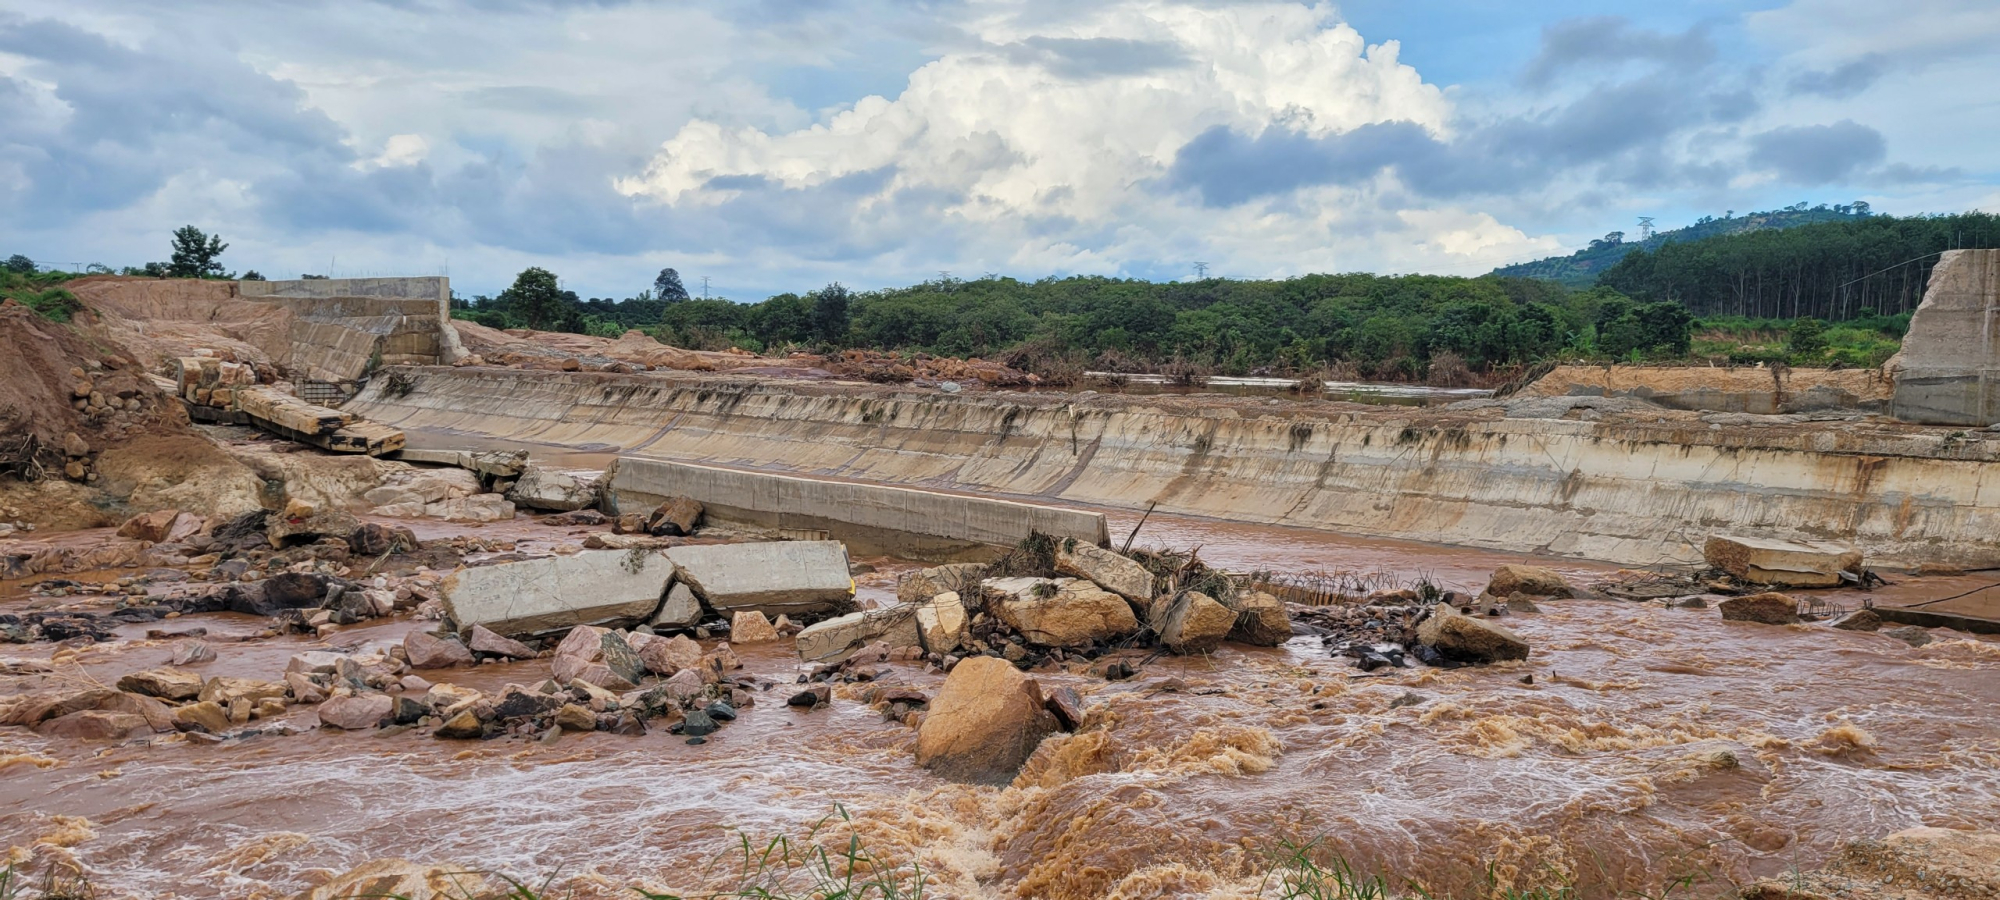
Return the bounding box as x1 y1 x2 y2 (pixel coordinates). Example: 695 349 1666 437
1192 261 1209 279
1636 217 1656 241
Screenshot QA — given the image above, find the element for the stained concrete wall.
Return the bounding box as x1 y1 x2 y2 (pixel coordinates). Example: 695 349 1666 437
1892 250 2000 426
608 457 1109 560
242 277 466 369
347 366 2000 569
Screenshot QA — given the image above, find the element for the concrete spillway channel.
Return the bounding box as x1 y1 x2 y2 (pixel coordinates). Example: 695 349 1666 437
344 363 2000 571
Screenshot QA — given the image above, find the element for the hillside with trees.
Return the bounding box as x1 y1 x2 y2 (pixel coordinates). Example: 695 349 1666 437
1491 203 1875 286
1596 211 2000 320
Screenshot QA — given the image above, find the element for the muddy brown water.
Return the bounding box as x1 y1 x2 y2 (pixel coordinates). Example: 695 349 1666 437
6 516 2000 898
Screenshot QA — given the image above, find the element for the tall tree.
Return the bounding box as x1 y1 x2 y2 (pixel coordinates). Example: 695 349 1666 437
811 282 851 345
654 267 690 303
167 226 230 278
499 267 567 331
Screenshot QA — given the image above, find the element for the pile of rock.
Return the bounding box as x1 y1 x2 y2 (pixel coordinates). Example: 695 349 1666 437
793 540 1292 669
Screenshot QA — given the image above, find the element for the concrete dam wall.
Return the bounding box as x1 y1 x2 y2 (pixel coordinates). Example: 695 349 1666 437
346 366 2000 569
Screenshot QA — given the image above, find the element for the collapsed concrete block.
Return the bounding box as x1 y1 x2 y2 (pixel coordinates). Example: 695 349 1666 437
794 606 923 663
506 465 606 512
666 541 854 617
1054 542 1154 603
651 582 703 630
648 497 704 536
1704 535 1862 588
441 549 672 638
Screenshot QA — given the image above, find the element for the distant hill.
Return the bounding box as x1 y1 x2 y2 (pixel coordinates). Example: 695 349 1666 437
1491 203 1876 286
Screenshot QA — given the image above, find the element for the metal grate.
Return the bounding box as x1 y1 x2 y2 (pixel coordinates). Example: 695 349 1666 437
297 380 359 407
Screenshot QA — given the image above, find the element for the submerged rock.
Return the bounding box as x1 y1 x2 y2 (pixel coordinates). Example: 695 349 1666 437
1484 565 1573 599
1718 592 1800 626
1414 603 1530 664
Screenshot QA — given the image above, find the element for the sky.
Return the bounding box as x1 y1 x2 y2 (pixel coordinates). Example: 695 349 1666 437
0 0 1994 301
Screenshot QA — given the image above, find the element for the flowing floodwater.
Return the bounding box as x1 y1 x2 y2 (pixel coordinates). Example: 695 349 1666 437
5 513 2000 899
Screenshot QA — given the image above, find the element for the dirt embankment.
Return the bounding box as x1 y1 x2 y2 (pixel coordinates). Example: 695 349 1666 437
63 276 291 373
451 320 1038 386
0 301 264 530
1517 363 1895 414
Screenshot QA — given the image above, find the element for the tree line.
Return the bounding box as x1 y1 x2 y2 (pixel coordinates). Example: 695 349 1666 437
1598 211 2000 320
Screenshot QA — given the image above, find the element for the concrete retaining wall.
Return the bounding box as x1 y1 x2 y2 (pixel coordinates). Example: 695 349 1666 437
1893 250 2000 425
347 366 2000 568
242 277 466 367
608 457 1109 560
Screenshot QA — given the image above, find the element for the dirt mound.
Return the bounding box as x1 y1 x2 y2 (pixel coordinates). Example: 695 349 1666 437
65 275 290 370
0 301 264 527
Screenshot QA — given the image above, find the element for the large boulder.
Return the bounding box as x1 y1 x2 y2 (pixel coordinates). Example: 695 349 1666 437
1484 565 1573 599
1704 534 1862 588
667 542 855 618
633 633 703 676
549 626 644 691
267 505 361 548
116 668 205 701
37 710 152 741
115 509 186 543
915 591 969 653
1156 591 1235 655
1415 603 1530 663
441 549 674 638
317 694 393 730
230 572 331 616
1054 542 1154 604
729 610 780 644
914 656 1059 784
403 630 475 669
897 563 986 606
1718 593 1800 626
1225 591 1291 646
505 465 606 512
988 578 1137 647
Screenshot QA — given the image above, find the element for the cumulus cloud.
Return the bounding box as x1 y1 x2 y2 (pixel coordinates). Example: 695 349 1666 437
617 2 1541 277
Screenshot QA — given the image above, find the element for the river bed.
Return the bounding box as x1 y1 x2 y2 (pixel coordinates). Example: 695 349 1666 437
4 515 2000 898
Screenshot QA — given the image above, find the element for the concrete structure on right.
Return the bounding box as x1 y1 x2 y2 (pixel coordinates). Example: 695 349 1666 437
1892 249 2000 425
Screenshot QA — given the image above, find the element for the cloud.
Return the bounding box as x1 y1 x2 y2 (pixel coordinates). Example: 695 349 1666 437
1748 120 1886 184
1789 54 1887 98
1520 16 1714 89
998 36 1192 78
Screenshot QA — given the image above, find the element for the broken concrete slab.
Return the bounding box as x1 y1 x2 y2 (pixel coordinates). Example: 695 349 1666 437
1704 534 1863 588
795 606 923 663
506 465 606 512
647 497 704 536
651 582 703 630
666 541 854 618
441 549 673 639
1718 592 1801 626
